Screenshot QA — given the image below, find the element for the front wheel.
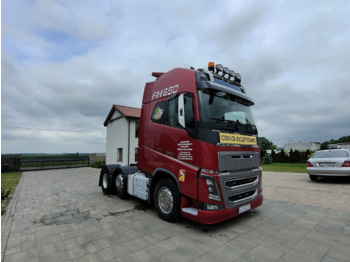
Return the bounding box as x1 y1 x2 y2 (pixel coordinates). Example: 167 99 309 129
154 179 180 222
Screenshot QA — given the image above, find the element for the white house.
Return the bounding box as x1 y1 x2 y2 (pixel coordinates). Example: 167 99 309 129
104 104 141 165
284 141 321 152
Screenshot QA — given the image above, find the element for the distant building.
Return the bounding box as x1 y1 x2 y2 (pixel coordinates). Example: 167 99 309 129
331 143 350 150
284 141 320 152
266 150 280 155
104 105 141 165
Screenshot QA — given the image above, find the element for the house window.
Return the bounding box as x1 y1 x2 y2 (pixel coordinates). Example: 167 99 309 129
135 122 139 138
117 148 123 162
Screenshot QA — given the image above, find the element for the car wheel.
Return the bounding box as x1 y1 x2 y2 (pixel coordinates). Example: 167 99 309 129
309 175 318 181
115 172 128 199
154 179 180 222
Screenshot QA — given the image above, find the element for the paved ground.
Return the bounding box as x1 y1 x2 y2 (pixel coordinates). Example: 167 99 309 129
1 168 350 262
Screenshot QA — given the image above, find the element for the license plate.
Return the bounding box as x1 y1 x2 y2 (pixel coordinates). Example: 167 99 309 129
319 163 335 167
238 203 251 214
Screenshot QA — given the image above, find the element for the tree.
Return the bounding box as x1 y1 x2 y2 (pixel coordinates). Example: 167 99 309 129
277 149 287 163
321 135 350 149
303 149 311 162
259 137 277 152
295 150 301 163
288 149 294 163
271 150 277 162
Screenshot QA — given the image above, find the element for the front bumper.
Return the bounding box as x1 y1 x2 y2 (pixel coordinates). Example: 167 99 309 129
181 195 263 224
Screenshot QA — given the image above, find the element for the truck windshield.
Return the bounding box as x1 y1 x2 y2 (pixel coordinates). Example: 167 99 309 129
198 88 256 127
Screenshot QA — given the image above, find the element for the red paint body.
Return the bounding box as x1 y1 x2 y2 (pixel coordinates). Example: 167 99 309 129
137 67 263 224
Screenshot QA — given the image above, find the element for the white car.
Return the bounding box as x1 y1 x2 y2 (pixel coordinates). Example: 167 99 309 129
306 149 350 181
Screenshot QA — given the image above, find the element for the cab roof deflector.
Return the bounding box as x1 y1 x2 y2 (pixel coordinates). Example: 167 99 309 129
152 72 164 78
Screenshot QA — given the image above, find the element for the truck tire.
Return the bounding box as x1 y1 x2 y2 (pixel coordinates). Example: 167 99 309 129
115 172 128 199
101 170 113 195
154 179 180 222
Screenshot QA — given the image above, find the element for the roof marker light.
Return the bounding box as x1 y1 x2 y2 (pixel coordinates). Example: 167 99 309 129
208 62 215 72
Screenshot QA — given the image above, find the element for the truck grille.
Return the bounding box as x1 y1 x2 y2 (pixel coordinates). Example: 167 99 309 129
218 151 260 209
218 151 259 171
228 189 257 202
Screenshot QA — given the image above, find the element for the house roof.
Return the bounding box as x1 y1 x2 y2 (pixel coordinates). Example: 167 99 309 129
104 104 141 126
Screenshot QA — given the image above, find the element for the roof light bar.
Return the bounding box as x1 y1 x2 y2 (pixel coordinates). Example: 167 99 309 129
207 62 243 86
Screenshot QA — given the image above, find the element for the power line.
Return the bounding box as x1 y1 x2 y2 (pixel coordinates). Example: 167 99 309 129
2 125 104 134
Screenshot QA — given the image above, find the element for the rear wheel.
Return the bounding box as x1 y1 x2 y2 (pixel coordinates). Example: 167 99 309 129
115 172 128 199
154 179 180 222
309 175 318 181
101 171 113 194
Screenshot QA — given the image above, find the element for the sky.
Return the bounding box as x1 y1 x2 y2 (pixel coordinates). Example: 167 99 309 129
2 0 350 154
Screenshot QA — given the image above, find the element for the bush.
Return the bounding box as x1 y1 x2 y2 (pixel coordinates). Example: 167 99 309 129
92 161 105 169
262 155 273 164
1 188 11 200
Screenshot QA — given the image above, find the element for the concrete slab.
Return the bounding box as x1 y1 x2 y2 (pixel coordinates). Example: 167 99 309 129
2 168 350 261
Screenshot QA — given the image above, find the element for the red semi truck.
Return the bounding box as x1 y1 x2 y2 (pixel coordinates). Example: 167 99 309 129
99 62 263 224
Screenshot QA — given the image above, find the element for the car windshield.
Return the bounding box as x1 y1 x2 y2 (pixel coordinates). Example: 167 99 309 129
197 89 255 126
312 150 349 158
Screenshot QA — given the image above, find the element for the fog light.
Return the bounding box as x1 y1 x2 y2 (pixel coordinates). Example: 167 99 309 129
207 204 219 210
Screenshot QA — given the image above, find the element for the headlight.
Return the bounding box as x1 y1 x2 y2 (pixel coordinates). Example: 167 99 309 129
206 178 221 202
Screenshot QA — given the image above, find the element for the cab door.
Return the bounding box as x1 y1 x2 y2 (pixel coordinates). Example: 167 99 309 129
162 93 199 199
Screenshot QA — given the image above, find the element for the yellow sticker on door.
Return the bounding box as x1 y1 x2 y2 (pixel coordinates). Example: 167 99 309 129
179 169 185 182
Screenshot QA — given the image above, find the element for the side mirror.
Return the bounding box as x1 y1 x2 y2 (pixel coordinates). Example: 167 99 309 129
178 93 185 128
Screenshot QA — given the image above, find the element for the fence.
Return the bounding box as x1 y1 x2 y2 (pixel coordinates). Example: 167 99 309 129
1 155 90 172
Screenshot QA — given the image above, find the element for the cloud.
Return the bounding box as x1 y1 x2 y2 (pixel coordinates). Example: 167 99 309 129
2 0 350 153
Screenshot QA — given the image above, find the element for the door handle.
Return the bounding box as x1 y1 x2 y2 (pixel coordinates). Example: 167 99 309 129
166 151 174 157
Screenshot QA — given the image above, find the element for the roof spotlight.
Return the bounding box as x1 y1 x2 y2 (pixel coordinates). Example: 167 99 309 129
235 73 241 83
229 70 235 80
216 64 223 75
223 67 229 78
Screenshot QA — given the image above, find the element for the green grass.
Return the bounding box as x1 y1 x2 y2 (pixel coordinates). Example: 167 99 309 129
1 172 22 215
262 163 307 173
21 161 88 168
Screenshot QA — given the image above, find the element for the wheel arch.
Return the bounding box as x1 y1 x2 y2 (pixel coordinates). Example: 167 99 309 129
149 168 181 205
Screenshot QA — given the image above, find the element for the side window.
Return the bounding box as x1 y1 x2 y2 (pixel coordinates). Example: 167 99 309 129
168 98 180 128
184 94 195 128
151 101 167 124
151 95 194 129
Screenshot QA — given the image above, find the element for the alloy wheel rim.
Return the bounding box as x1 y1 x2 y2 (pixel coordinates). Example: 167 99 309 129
158 187 173 214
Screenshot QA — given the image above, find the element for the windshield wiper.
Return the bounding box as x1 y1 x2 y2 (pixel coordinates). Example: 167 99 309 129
208 117 238 128
236 121 257 133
